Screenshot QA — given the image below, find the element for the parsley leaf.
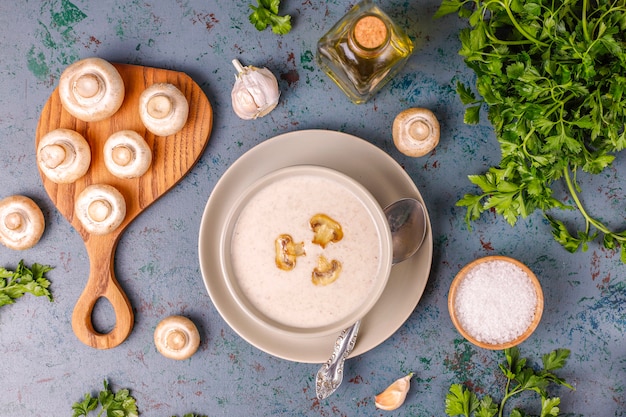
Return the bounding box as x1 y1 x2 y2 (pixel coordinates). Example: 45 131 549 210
445 347 574 417
72 380 138 417
0 260 53 307
249 0 291 35
438 0 626 260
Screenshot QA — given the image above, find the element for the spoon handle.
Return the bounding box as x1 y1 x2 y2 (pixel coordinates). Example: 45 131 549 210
315 320 361 400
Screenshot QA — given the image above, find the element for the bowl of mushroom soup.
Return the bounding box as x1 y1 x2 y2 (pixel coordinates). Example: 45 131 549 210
218 165 393 338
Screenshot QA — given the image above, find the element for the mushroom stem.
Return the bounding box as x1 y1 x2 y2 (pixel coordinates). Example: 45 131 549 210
4 212 24 231
165 328 188 350
40 144 69 169
87 199 112 223
111 145 133 167
74 73 102 99
146 94 173 119
408 119 431 142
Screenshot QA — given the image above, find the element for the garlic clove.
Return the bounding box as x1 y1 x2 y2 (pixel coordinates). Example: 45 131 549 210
231 59 280 120
374 372 413 411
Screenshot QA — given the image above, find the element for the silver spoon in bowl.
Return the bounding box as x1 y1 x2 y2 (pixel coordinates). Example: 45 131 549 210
315 197 428 400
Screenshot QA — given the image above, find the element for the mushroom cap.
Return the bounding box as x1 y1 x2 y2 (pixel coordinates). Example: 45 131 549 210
74 184 126 235
58 57 125 122
154 315 200 360
0 195 45 250
139 83 189 136
37 128 91 184
392 108 440 157
103 130 152 179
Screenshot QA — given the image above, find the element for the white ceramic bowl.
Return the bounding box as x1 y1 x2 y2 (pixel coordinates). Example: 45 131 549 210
219 165 393 338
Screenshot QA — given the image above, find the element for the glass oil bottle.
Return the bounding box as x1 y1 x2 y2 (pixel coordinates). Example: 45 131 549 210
316 0 414 104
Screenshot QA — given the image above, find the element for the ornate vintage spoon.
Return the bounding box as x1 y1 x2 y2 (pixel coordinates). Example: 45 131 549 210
315 197 427 400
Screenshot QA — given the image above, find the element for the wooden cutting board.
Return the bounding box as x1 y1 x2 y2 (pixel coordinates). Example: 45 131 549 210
35 63 213 349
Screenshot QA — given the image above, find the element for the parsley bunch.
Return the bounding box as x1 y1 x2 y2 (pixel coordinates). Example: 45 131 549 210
445 347 574 417
0 260 53 307
249 0 292 35
437 0 626 261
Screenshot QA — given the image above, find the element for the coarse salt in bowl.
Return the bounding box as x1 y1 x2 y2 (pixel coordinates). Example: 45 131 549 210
448 256 544 350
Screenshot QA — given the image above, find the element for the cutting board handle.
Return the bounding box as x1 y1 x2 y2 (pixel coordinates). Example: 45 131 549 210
71 236 134 349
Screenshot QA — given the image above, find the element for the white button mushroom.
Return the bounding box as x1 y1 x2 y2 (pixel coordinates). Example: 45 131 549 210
37 128 91 184
103 130 152 179
154 315 200 360
74 184 126 235
58 57 125 122
392 108 440 157
138 83 189 136
0 195 45 250
231 59 280 120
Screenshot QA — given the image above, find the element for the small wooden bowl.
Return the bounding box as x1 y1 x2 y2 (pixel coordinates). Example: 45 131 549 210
448 255 544 350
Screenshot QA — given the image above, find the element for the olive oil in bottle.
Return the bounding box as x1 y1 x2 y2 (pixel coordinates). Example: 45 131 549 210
316 0 413 104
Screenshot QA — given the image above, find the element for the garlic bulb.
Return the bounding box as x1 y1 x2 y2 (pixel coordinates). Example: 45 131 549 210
231 59 280 120
375 372 413 411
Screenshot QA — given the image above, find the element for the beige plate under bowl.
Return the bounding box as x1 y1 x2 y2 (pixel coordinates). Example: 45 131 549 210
448 255 544 350
219 164 393 339
198 130 433 363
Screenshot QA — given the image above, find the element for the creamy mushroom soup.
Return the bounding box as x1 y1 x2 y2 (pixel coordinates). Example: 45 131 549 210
229 172 385 330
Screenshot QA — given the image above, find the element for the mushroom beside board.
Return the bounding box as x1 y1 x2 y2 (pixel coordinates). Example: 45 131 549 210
74 184 126 235
154 315 200 360
58 57 125 122
37 128 91 184
0 195 45 250
139 83 189 136
392 108 440 157
103 130 152 179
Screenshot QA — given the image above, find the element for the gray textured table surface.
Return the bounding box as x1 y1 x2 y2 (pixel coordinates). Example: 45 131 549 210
1 1 624 416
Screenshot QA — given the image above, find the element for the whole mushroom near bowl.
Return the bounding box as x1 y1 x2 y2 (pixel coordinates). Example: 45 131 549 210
392 108 440 157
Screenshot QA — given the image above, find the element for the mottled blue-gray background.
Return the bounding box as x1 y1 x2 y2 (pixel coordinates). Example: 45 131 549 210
0 1 624 416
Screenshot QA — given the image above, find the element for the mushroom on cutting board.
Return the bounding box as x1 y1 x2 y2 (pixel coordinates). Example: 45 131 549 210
74 184 126 235
37 128 91 184
103 130 152 179
0 195 45 250
392 108 440 157
139 83 189 136
154 315 200 360
58 57 125 122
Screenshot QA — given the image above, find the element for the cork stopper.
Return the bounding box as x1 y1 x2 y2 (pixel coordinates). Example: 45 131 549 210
352 15 388 50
